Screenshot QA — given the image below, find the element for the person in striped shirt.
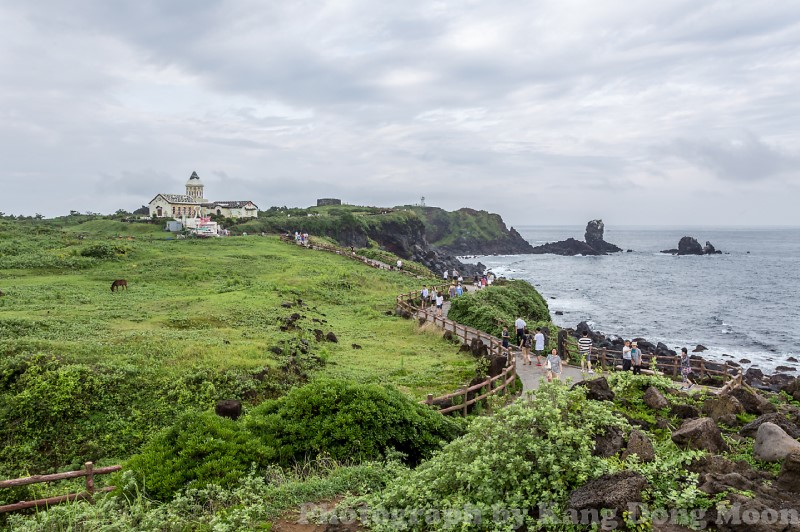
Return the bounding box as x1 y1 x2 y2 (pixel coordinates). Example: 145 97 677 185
578 330 594 374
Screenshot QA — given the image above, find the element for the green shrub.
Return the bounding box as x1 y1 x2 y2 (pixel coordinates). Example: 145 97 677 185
447 279 551 337
245 380 463 467
80 242 130 259
126 411 270 501
361 382 629 531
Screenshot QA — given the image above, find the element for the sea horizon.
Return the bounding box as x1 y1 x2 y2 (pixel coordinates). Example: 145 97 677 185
464 225 800 375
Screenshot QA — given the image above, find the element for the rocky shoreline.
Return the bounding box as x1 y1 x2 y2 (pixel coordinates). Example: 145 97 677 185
568 321 799 396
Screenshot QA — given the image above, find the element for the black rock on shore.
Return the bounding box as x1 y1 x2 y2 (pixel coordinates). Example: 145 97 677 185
531 220 622 256
661 236 723 255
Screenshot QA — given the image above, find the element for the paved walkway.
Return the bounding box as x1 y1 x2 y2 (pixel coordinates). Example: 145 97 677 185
424 285 587 392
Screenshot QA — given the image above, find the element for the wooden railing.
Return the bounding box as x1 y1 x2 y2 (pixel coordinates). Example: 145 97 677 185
0 462 121 513
424 365 517 416
560 338 736 382
396 289 518 415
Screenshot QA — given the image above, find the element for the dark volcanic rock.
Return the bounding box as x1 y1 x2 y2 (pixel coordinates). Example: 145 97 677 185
568 471 648 522
487 354 507 378
662 236 723 255
215 400 242 421
593 425 625 458
531 219 621 256
622 429 656 463
677 236 704 255
703 395 744 425
672 417 729 453
584 219 622 253
777 450 800 493
530 237 601 256
670 403 701 419
643 387 669 410
703 241 722 254
572 376 615 401
744 367 763 384
740 413 800 439
325 331 338 343
693 344 708 352
730 387 776 415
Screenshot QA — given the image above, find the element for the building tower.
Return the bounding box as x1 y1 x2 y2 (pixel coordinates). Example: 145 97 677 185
185 171 206 202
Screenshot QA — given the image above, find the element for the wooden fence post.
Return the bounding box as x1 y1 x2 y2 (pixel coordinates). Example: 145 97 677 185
84 462 94 498
601 348 607 371
427 394 433 405
462 388 468 417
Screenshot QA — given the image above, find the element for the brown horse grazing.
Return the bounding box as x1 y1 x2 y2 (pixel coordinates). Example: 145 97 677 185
111 279 128 292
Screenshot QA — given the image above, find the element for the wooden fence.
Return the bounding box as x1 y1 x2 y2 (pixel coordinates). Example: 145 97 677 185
0 462 121 513
396 288 518 415
560 338 736 383
424 364 517 416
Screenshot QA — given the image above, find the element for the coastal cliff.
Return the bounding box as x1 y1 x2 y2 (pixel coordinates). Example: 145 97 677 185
234 204 532 274
406 206 535 255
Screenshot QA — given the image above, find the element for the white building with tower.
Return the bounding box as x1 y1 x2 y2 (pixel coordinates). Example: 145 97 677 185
148 171 259 220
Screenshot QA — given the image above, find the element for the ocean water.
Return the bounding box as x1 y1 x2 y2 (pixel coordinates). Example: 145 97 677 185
463 226 800 373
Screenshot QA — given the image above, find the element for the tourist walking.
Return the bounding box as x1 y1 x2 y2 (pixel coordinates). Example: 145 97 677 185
547 348 563 382
578 330 594 374
514 317 527 347
397 259 403 270
680 347 695 390
420 285 429 309
435 291 444 317
522 328 532 365
622 340 632 371
448 284 456 299
443 269 449 281
456 284 463 297
534 327 546 366
630 341 643 375
501 326 510 355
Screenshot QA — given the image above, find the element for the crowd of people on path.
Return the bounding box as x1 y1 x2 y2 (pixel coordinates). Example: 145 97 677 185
578 330 696 389
419 281 467 317
502 318 563 381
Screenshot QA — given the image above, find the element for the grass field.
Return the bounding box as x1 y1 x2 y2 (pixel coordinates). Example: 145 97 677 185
0 218 476 476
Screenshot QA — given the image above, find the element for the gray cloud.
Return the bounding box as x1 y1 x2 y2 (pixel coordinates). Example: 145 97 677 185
1 0 799 225
662 132 798 182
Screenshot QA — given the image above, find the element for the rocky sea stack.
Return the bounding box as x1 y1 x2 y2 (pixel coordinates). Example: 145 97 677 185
661 236 723 255
531 219 622 256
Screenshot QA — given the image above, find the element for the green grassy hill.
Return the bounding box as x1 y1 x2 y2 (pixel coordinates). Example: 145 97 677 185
0 218 475 477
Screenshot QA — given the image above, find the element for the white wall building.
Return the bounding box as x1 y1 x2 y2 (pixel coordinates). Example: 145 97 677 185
148 172 259 220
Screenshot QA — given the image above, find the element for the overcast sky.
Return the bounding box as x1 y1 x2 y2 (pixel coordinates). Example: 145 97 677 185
1 1 799 226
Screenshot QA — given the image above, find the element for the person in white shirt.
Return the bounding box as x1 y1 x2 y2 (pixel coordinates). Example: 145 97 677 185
435 292 444 317
420 285 429 309
514 317 527 347
622 340 632 371
534 327 546 366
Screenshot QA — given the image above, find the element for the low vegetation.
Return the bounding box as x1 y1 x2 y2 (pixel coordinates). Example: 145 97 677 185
3 215 791 531
0 217 476 484
447 279 555 346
